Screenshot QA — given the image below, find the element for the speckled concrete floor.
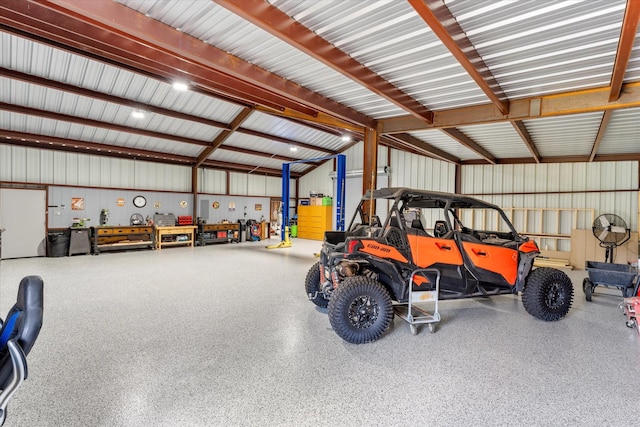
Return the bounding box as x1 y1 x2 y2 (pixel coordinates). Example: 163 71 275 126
1 238 639 426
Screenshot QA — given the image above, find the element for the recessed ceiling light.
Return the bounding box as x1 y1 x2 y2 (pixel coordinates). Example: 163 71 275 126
172 82 189 91
131 110 145 119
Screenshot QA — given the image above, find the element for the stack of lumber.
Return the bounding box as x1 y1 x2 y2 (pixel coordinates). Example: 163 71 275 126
534 256 573 270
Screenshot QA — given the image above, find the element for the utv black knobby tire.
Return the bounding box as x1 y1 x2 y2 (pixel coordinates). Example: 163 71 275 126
522 267 574 321
305 262 328 308
328 276 393 344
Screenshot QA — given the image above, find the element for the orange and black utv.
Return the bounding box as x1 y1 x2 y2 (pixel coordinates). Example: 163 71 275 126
305 188 574 344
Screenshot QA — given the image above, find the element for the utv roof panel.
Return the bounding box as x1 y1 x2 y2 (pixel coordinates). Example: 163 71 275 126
362 187 499 210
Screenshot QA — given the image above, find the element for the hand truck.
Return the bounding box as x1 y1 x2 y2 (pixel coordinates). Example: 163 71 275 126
393 268 441 335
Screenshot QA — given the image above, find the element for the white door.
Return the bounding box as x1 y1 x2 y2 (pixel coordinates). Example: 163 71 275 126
0 189 47 259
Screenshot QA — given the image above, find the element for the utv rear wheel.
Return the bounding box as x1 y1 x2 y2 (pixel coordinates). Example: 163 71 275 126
328 276 393 344
305 262 328 308
522 267 574 321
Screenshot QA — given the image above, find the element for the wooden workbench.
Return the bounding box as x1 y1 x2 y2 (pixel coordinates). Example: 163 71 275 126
91 226 155 254
155 225 197 249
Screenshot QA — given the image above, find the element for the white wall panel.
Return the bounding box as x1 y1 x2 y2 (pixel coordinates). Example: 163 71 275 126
299 161 333 198
229 172 247 195
462 161 639 235
199 169 227 194
390 149 455 192
265 176 281 197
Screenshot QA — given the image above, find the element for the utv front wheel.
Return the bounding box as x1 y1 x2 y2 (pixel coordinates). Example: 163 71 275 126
305 262 328 308
328 276 393 344
522 267 574 321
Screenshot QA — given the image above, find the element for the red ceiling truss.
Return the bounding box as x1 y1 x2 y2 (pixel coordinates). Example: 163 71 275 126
0 0 638 178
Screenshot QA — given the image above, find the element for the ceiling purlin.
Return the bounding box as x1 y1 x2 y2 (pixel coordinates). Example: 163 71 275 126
0 102 215 147
380 82 640 133
1 68 332 166
411 0 510 115
510 121 541 163
0 128 298 177
0 67 230 130
0 3 317 118
609 0 640 102
201 159 300 178
462 152 640 165
235 128 337 155
220 144 306 164
195 108 254 168
213 0 434 125
0 129 194 164
589 110 612 162
35 0 376 129
382 133 460 164
440 128 496 164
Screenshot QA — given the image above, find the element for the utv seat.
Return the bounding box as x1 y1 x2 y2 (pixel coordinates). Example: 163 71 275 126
0 276 44 426
409 219 431 237
433 220 449 238
385 216 407 249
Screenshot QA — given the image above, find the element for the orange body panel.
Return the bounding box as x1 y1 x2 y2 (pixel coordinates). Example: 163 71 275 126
359 240 408 263
519 240 540 253
461 242 518 285
407 234 463 268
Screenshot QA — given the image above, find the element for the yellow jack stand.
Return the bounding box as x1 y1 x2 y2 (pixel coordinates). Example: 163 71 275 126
266 226 293 249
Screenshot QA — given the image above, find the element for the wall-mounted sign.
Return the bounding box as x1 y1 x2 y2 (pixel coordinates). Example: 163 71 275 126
116 198 125 207
255 204 262 211
229 202 236 212
154 201 161 209
71 197 84 211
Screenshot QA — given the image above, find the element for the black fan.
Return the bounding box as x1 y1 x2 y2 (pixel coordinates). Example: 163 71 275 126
592 213 630 263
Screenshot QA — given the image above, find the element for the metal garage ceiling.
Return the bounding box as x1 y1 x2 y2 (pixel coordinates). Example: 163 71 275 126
1 0 639 178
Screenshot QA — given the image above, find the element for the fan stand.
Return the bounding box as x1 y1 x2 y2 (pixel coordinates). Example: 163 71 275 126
602 243 616 264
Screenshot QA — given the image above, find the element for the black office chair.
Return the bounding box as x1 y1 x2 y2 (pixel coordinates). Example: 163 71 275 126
0 276 44 426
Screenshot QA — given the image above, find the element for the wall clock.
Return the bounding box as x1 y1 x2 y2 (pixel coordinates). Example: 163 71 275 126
213 201 220 209
133 195 147 208
180 200 188 208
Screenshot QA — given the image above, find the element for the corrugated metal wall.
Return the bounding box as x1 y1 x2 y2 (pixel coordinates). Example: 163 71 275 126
461 161 639 251
298 141 390 198
389 149 456 192
1 144 282 196
1 144 191 190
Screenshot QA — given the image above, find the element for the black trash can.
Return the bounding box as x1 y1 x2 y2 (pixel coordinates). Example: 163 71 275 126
47 230 70 257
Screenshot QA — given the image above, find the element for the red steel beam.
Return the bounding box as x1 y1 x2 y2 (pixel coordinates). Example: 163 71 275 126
440 128 496 164
609 0 640 101
29 0 375 128
214 0 434 125
0 67 338 159
195 108 254 168
589 110 612 162
0 67 230 130
510 121 541 163
410 0 509 115
0 3 313 117
0 130 297 177
0 102 213 147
